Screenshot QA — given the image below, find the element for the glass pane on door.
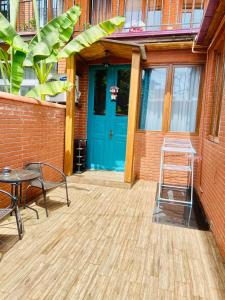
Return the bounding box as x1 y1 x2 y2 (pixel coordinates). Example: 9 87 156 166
94 69 107 115
116 69 130 116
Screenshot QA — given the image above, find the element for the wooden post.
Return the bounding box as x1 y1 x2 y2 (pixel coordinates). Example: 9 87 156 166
124 50 141 183
47 0 52 21
64 55 76 176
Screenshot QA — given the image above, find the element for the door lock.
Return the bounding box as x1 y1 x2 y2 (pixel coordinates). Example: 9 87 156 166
109 129 113 140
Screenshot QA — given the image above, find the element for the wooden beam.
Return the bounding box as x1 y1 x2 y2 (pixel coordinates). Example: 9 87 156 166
124 50 141 183
64 55 76 176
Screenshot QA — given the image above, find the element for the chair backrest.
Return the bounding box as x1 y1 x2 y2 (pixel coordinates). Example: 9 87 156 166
25 163 43 178
0 189 15 211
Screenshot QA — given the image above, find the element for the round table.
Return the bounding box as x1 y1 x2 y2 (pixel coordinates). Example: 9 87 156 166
0 169 40 223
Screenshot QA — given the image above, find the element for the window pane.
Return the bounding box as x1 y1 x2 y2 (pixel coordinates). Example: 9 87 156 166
170 66 201 132
124 0 143 31
140 68 167 130
94 70 106 115
20 86 34 96
116 69 130 116
210 49 225 137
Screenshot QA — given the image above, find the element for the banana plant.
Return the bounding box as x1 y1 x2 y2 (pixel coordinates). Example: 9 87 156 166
25 2 125 100
0 1 125 100
0 0 28 94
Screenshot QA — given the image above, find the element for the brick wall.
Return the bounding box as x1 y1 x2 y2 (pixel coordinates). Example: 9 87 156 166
194 25 225 257
0 92 66 204
134 132 200 184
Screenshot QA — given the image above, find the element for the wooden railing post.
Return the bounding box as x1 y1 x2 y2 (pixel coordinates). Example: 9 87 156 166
64 55 76 176
124 50 141 183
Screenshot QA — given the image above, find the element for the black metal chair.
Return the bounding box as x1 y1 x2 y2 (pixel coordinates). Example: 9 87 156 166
24 162 70 218
0 189 23 239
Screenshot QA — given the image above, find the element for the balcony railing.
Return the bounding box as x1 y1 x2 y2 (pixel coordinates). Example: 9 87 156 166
74 0 206 33
0 0 64 32
0 0 206 34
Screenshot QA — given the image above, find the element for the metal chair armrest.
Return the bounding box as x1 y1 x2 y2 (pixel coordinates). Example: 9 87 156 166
40 163 66 181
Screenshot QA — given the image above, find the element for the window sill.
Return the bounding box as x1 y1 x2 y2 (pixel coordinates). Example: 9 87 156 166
137 129 199 136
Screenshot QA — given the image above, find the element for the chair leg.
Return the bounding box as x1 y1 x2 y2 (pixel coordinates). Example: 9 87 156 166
24 186 39 219
24 185 29 209
43 189 49 217
65 181 70 207
15 206 23 240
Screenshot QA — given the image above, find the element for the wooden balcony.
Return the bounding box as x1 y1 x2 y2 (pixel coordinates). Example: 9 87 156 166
0 0 64 32
0 0 206 35
75 0 206 34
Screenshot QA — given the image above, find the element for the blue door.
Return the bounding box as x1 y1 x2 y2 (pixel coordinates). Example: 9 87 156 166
87 65 130 171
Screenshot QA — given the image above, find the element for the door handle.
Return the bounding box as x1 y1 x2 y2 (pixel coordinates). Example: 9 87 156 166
109 129 113 140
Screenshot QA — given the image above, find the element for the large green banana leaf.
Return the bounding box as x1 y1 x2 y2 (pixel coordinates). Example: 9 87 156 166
24 5 81 66
11 51 26 94
58 16 125 59
31 30 60 64
10 0 19 29
0 13 28 53
0 48 10 82
26 81 73 99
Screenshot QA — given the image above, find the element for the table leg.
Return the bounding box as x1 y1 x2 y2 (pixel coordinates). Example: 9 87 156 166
14 183 24 235
23 182 39 219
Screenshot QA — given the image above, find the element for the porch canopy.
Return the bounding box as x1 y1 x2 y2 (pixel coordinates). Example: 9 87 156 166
65 39 144 184
77 38 146 62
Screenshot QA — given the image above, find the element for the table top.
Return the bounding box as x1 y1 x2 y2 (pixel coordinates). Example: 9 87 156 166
0 169 40 183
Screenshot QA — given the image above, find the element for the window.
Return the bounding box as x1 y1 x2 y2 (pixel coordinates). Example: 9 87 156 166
140 68 167 130
170 66 201 132
182 0 204 29
124 0 162 31
52 0 64 19
0 0 9 20
210 43 225 140
140 65 202 132
146 0 162 30
124 0 143 31
0 65 57 96
90 0 112 25
37 0 48 27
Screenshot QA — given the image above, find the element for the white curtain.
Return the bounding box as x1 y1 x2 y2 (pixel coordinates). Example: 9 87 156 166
140 68 167 130
170 67 201 132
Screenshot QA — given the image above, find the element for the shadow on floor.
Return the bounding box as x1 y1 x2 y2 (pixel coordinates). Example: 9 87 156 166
153 184 210 230
0 234 19 261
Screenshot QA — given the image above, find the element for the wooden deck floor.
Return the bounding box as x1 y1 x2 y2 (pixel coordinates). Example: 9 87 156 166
0 180 224 299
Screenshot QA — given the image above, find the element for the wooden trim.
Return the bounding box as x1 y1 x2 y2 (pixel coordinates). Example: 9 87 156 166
47 0 52 21
195 65 205 133
124 51 141 183
162 65 173 132
141 63 203 134
64 55 76 176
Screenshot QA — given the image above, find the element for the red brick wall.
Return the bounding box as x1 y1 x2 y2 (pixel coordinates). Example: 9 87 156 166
194 24 225 257
75 65 89 139
0 92 66 203
134 132 200 184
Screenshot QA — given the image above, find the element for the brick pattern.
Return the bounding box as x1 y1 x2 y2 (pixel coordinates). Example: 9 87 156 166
74 65 89 139
194 29 225 257
0 93 66 204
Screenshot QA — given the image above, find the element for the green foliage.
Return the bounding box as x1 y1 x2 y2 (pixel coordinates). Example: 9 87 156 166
26 81 73 98
0 1 125 100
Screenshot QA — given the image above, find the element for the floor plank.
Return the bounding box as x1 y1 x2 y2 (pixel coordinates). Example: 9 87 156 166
0 180 224 300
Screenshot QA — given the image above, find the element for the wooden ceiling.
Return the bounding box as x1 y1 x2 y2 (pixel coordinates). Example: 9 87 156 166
78 39 141 62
